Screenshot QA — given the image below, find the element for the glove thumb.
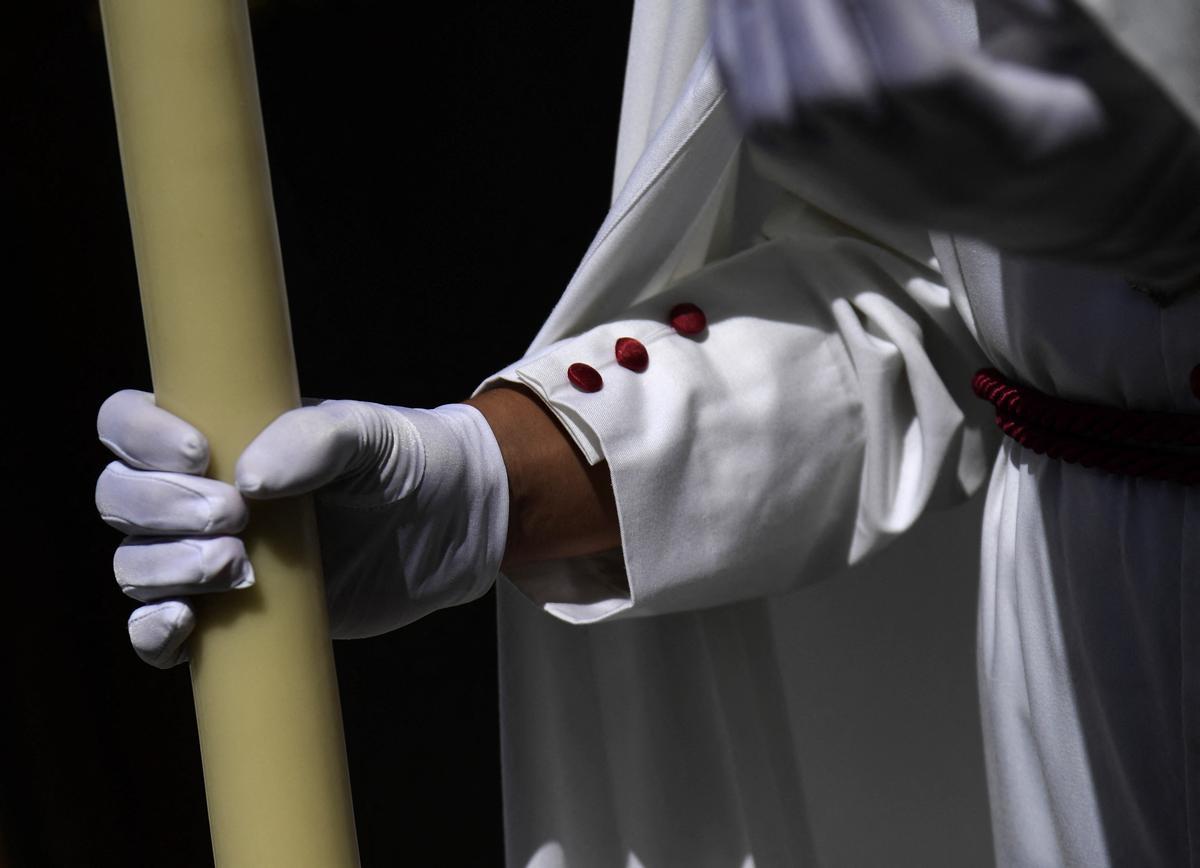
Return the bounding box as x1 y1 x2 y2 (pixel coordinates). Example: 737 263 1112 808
234 400 423 500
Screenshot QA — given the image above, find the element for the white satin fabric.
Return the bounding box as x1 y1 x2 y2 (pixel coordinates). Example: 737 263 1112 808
953 247 1200 866
476 3 1200 865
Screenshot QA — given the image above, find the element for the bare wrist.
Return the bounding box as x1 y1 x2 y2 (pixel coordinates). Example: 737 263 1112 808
464 384 621 574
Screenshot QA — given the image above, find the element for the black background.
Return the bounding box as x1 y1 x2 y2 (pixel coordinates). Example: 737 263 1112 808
5 1 633 864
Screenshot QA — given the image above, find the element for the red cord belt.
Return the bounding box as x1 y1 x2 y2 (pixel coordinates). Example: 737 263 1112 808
971 368 1200 486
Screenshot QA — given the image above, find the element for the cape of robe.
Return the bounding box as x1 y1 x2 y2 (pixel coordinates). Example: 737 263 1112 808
476 3 1200 865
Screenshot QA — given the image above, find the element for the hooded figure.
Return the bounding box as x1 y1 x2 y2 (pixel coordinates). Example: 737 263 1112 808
96 1 1200 865
478 1 1200 865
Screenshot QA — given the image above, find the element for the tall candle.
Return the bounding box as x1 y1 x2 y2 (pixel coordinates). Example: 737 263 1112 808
100 2 360 865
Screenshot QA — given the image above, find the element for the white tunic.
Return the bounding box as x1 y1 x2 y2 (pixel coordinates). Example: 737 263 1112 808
476 3 1200 865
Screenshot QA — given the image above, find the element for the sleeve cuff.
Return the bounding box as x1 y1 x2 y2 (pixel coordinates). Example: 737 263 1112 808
473 243 869 626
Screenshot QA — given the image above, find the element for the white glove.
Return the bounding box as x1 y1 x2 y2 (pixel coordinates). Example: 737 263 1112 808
711 0 1200 291
95 390 509 668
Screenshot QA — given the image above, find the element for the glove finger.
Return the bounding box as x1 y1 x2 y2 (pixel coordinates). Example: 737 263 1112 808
714 0 879 144
127 600 195 669
96 461 248 535
945 53 1105 159
114 535 254 602
98 389 209 474
774 0 876 103
235 400 421 500
976 0 1067 21
712 0 797 128
838 0 959 84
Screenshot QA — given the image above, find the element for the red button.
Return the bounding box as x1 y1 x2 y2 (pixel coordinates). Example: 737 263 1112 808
669 302 707 336
615 337 649 372
568 363 603 392
1190 363 1200 400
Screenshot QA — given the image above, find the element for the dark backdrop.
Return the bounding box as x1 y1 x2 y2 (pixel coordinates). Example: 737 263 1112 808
5 2 633 865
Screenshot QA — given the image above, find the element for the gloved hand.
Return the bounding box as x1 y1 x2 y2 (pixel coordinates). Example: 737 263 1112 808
710 0 1200 292
95 389 509 668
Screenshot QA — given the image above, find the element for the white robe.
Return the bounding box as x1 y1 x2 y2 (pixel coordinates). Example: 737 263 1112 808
476 3 1200 865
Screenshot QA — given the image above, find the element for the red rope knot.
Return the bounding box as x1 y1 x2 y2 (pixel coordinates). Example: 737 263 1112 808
971 368 1200 487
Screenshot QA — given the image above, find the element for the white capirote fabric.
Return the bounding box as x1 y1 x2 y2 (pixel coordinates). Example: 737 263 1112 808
474 2 1200 866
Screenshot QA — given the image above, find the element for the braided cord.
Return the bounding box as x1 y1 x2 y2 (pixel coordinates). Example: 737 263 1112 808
972 369 1200 486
